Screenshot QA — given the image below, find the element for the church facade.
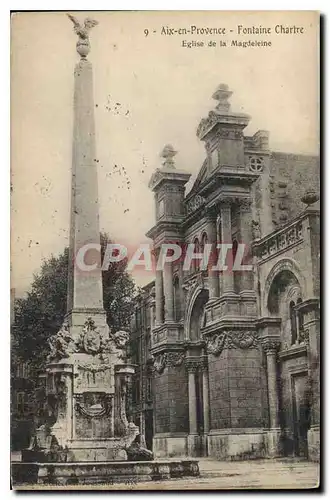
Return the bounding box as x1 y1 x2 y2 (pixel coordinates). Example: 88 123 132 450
131 84 320 462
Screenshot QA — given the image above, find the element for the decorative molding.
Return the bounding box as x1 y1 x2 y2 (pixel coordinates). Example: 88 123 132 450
205 330 259 356
261 338 281 354
216 128 243 140
196 111 219 139
152 351 186 373
77 363 111 373
253 219 303 263
185 358 202 373
166 351 185 368
278 343 308 361
248 155 264 173
185 194 205 215
261 258 306 316
75 393 112 419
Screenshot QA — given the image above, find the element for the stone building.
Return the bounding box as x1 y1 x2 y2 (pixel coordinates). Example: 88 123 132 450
136 84 320 461
130 281 155 452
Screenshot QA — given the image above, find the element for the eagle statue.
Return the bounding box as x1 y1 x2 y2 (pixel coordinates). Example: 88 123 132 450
67 14 99 40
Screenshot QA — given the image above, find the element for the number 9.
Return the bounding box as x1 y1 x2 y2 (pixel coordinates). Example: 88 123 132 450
144 29 149 37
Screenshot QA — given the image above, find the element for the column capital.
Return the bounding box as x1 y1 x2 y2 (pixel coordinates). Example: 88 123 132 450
261 337 281 354
220 199 232 210
200 355 209 372
185 357 201 373
239 198 253 210
205 206 218 222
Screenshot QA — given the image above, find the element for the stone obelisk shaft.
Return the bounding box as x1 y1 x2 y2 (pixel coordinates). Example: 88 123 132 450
67 57 104 313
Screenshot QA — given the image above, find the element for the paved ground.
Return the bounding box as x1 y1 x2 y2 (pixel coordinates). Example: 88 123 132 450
12 456 320 490
106 459 320 491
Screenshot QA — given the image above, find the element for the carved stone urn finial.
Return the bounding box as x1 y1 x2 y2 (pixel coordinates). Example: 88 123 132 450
301 188 319 208
212 83 233 112
160 144 177 168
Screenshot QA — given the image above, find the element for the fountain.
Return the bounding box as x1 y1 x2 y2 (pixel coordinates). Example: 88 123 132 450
11 14 199 486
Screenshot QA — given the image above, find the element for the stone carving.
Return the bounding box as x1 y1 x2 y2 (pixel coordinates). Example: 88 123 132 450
185 358 202 373
206 333 227 356
205 330 259 356
152 353 167 374
166 352 185 367
301 189 319 207
197 111 219 139
152 351 185 372
24 423 68 463
125 435 154 461
186 194 205 215
251 220 261 240
112 330 130 349
75 393 112 419
77 362 111 373
249 156 264 172
216 128 243 140
300 329 309 345
261 338 281 354
160 144 177 168
212 83 233 112
47 322 77 362
253 220 303 262
67 14 98 58
80 317 101 354
108 330 130 361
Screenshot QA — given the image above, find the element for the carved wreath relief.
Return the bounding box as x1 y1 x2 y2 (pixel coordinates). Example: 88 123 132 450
152 351 185 373
206 330 260 356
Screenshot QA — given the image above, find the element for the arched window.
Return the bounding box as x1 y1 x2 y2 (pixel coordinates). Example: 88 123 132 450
232 239 238 269
173 275 181 322
290 300 297 345
193 238 200 272
200 233 208 270
297 297 303 338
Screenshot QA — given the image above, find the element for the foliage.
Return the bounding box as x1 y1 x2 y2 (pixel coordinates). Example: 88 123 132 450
12 233 137 374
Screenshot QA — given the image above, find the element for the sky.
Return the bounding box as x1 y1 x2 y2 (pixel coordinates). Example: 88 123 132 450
11 11 319 296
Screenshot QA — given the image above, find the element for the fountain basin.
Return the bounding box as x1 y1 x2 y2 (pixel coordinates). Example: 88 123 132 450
12 459 200 486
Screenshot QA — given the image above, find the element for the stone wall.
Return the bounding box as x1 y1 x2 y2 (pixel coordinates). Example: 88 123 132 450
154 364 189 435
269 153 319 227
208 346 268 430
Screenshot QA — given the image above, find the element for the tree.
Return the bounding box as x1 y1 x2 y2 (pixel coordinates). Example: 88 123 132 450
12 233 137 374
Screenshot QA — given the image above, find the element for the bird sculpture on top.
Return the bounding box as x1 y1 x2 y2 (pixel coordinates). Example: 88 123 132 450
67 14 99 58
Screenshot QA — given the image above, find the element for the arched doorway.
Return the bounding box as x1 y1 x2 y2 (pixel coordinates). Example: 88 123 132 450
187 289 209 455
267 268 309 457
189 289 209 341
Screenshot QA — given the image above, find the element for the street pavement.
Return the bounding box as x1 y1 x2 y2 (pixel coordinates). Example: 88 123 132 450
12 456 320 490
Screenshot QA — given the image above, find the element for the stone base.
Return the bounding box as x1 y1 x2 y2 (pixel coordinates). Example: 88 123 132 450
153 434 188 458
308 425 320 462
265 429 282 458
65 439 128 462
23 438 129 463
11 460 200 487
208 429 267 460
187 434 201 457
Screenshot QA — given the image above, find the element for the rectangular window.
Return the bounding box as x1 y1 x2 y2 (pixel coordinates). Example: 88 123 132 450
16 391 26 414
16 362 29 378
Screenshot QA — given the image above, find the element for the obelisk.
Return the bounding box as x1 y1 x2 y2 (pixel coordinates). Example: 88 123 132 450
23 16 139 464
65 14 107 339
